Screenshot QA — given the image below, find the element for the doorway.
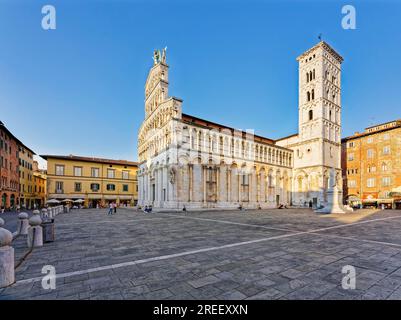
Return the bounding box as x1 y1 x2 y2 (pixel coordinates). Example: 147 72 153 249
313 197 318 208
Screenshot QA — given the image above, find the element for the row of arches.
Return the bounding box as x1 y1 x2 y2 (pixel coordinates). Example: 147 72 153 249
1 193 16 209
306 89 315 102
138 159 292 208
183 127 292 167
306 69 316 83
138 100 181 161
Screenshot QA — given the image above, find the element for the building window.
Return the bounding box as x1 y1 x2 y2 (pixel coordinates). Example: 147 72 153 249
348 153 354 161
74 166 82 177
383 133 390 140
308 110 313 121
383 146 390 155
367 178 375 188
107 169 115 179
367 165 376 173
123 184 129 192
348 142 354 148
55 165 64 176
382 162 388 172
74 182 81 192
382 177 391 187
367 137 373 143
348 180 356 188
55 181 63 193
122 171 129 180
91 183 100 192
367 149 374 158
106 184 115 191
91 167 99 177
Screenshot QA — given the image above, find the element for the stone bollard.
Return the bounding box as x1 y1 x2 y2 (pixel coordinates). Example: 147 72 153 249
41 208 48 219
27 213 43 248
17 212 29 235
0 218 15 288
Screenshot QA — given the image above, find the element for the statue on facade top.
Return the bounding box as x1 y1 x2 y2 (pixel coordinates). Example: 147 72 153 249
153 47 167 65
162 47 167 63
153 49 161 65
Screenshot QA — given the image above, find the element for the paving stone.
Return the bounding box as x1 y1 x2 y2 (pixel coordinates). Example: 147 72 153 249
188 275 220 288
3 208 401 300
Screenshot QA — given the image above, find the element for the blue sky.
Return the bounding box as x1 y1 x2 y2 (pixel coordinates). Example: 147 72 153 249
1 0 400 168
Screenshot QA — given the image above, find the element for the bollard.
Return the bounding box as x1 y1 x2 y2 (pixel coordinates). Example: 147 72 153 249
0 218 15 288
17 212 29 235
41 208 48 219
27 213 43 248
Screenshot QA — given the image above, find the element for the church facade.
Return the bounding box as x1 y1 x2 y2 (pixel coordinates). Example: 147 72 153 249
137 42 344 210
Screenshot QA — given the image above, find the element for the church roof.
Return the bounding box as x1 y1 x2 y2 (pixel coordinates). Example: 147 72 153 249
181 113 277 146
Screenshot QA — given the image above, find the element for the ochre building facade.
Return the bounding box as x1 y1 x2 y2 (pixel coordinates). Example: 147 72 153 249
42 155 138 207
342 120 401 209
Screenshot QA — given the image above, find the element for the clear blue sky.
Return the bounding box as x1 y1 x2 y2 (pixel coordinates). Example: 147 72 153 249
1 0 400 168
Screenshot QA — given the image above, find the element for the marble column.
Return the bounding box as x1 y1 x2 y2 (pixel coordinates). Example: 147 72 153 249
227 168 231 202
203 166 207 204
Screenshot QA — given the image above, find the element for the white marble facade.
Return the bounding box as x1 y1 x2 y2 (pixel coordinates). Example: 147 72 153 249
138 42 344 210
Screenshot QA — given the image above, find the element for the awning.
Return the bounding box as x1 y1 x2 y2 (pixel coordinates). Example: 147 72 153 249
70 195 86 199
119 196 133 200
103 195 118 200
362 199 377 203
88 194 102 199
377 199 394 204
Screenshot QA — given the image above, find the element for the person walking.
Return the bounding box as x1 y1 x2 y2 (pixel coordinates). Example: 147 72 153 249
108 202 113 215
113 202 117 214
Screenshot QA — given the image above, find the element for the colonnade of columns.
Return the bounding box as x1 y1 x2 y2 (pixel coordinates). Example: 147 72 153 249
138 163 292 210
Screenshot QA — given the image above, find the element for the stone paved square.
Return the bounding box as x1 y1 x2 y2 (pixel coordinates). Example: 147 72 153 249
2 208 401 300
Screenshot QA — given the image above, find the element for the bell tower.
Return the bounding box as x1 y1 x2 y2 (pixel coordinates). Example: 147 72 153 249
295 41 344 206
